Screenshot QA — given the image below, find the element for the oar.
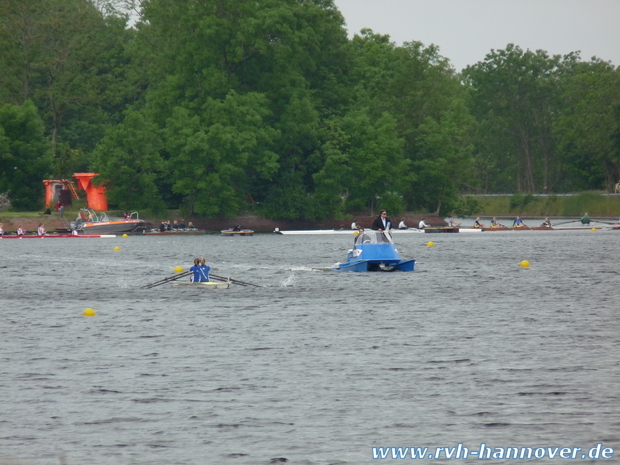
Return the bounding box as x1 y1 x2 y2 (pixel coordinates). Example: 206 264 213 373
143 270 193 289
210 273 262 287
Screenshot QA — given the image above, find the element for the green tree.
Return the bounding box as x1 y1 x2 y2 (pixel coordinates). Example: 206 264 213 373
464 45 566 193
91 109 165 211
556 59 620 190
0 100 52 210
164 91 279 217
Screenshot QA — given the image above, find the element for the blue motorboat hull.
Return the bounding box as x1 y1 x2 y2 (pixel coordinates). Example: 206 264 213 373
334 259 415 272
333 237 415 272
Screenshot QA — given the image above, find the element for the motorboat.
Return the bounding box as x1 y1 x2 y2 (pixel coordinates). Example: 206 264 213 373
70 208 145 234
333 230 415 272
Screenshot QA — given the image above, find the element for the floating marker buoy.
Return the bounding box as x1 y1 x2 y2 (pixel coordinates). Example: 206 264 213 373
113 246 121 251
174 266 184 273
591 228 596 231
427 241 435 247
122 234 128 238
83 308 96 317
520 260 530 268
354 231 359 235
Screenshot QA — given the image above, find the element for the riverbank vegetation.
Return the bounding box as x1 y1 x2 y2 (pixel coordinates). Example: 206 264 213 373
1 0 619 219
470 193 620 217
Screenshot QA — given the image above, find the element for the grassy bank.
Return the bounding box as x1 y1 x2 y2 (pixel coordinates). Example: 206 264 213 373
469 192 620 217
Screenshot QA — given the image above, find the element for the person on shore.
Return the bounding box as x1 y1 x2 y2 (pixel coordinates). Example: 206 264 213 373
541 217 552 228
37 223 46 236
371 210 392 231
473 217 484 228
398 219 407 229
581 213 590 225
198 257 211 282
55 201 64 217
418 218 430 229
513 216 527 228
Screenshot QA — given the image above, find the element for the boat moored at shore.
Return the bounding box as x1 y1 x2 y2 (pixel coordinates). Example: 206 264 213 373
70 209 145 234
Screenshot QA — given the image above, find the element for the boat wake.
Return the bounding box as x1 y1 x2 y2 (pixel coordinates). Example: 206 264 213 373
279 274 296 287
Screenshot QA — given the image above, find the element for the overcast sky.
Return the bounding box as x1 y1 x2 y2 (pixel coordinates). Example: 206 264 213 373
334 0 620 71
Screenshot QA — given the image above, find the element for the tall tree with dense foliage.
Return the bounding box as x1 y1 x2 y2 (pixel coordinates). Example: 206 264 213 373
464 45 567 193
556 58 620 190
0 101 52 209
91 109 166 211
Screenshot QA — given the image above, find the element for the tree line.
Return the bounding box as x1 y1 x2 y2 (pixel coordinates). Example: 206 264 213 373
1 0 619 216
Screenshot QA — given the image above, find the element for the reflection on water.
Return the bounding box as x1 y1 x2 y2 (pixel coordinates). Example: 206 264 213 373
1 231 619 464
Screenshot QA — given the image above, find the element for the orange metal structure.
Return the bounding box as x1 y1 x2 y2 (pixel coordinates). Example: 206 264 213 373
73 173 108 211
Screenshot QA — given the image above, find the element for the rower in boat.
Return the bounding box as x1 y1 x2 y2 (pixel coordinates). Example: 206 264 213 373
189 257 211 282
490 217 503 228
473 217 484 228
581 213 590 225
541 217 552 228
513 216 527 228
37 223 46 236
418 218 430 229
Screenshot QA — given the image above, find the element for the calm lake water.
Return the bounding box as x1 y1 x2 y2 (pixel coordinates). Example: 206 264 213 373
1 230 619 464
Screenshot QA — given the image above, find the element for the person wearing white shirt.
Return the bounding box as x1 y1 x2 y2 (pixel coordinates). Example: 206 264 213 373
418 218 430 229
398 220 407 229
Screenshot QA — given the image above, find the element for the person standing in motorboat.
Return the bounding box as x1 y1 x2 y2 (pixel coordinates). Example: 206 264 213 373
371 210 392 231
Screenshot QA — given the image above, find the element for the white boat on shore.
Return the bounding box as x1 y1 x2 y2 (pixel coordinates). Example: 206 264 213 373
274 228 424 235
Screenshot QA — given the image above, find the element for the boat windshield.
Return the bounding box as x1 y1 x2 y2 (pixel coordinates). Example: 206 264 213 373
354 230 393 245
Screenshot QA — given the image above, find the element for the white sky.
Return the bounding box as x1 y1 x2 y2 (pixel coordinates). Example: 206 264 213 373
334 0 620 71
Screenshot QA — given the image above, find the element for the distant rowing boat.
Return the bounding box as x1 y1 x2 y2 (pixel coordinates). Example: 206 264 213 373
221 229 254 236
0 234 116 239
143 229 205 235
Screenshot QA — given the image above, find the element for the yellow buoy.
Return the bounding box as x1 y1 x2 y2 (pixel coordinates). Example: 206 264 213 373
591 228 596 231
113 246 121 251
353 231 359 235
520 260 530 268
83 308 96 317
174 266 184 273
427 241 435 247
122 234 128 238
